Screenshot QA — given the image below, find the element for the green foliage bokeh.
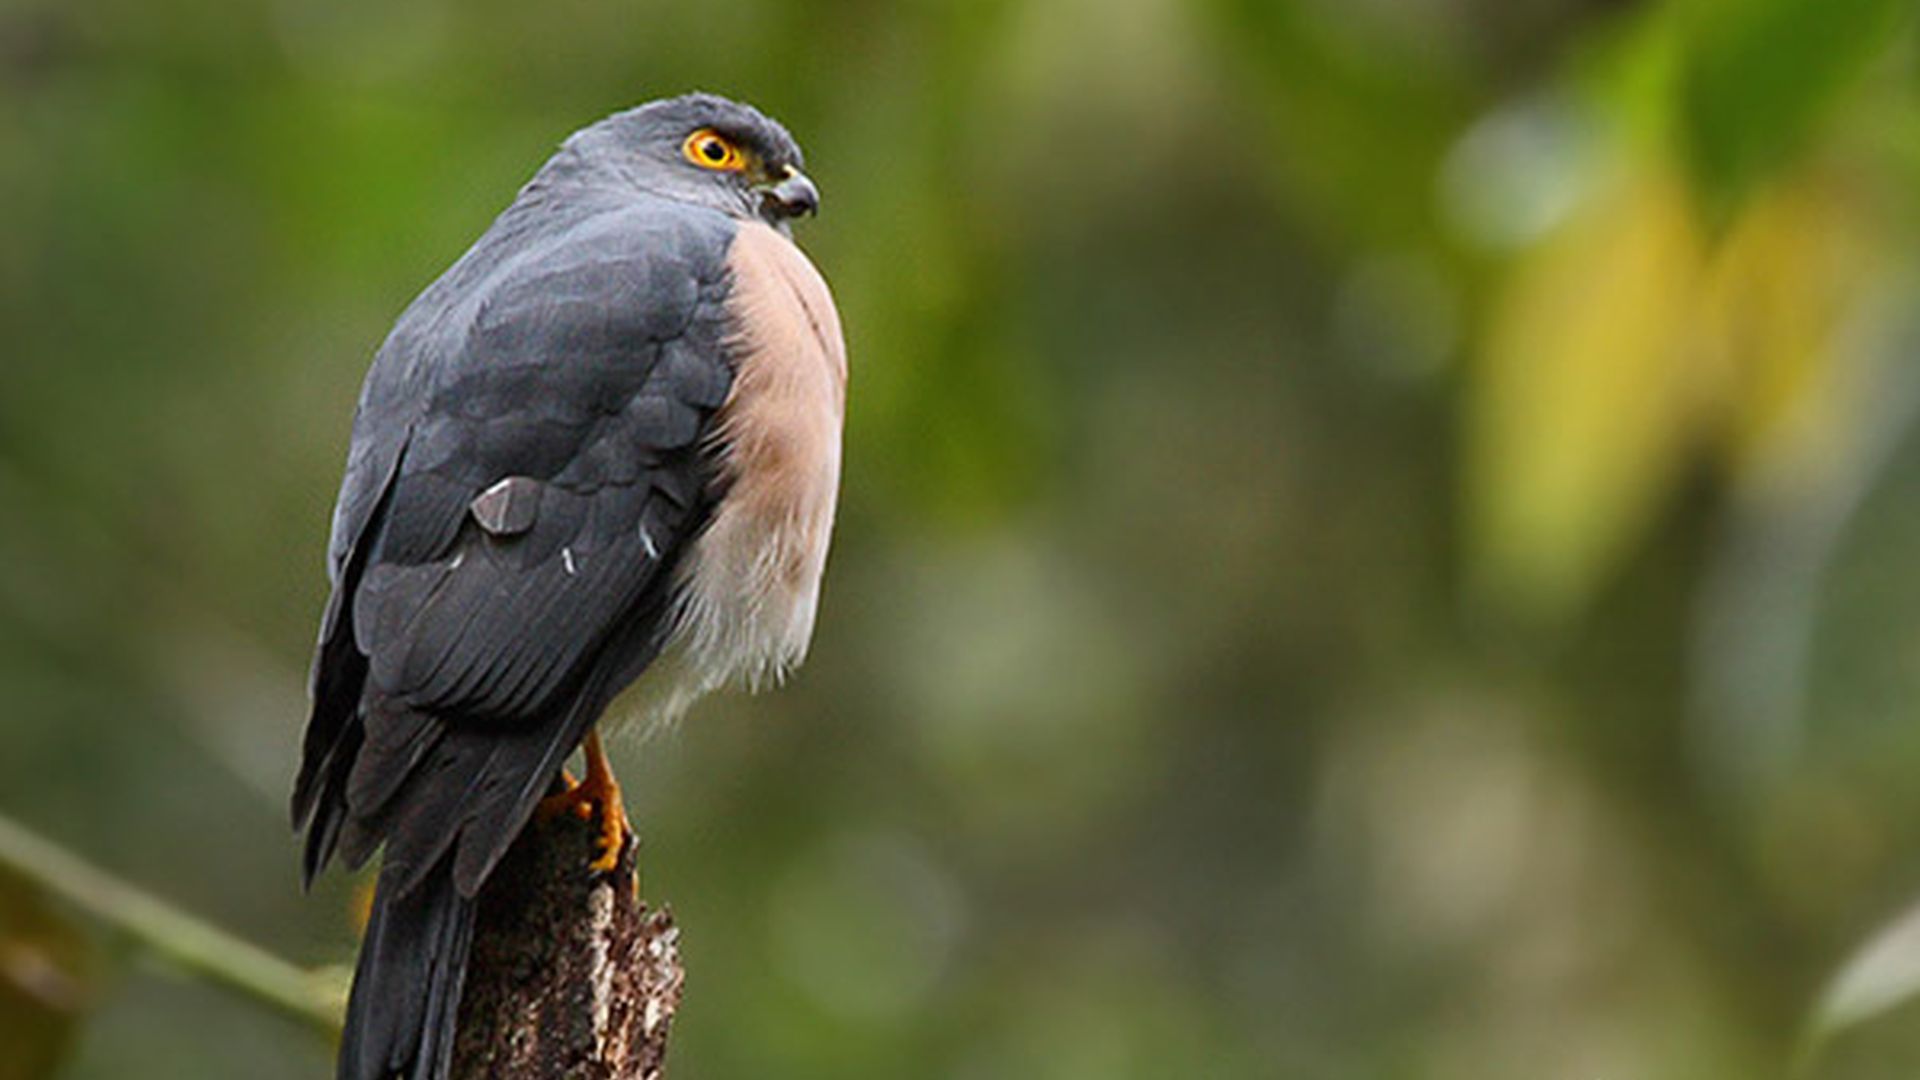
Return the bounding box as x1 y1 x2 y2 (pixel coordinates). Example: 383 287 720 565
8 1 1920 1077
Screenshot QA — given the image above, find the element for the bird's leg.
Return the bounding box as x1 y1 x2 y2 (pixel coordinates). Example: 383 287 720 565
578 732 632 872
534 732 630 872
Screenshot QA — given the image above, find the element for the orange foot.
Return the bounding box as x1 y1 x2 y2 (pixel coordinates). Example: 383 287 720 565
535 730 631 873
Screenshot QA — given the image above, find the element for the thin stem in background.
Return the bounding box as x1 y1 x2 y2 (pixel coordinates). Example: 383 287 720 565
0 809 344 1036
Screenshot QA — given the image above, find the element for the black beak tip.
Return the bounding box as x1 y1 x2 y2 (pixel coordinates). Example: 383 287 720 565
767 171 820 219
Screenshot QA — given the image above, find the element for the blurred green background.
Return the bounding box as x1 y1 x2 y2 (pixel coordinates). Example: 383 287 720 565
8 0 1920 1076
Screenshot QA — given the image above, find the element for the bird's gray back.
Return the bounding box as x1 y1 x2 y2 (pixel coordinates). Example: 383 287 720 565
323 189 737 590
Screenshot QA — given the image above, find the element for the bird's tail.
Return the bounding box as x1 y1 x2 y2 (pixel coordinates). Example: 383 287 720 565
337 854 477 1080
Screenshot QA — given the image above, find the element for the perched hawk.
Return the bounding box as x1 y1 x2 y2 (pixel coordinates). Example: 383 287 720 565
291 93 846 1080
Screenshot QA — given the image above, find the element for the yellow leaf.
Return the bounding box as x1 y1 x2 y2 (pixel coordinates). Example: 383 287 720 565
1700 176 1876 495
1468 162 1710 619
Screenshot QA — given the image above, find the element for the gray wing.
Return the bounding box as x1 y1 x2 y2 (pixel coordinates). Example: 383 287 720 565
294 200 738 894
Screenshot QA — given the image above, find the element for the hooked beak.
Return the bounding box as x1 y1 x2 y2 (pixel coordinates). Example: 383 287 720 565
759 165 820 220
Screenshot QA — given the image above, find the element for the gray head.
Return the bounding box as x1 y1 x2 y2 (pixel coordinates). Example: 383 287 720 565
554 93 819 228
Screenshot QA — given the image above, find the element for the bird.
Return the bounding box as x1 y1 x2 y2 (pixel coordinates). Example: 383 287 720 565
290 93 846 1080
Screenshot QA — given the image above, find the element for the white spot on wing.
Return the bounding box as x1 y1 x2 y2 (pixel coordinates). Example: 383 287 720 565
470 475 539 536
562 546 578 576
640 525 659 561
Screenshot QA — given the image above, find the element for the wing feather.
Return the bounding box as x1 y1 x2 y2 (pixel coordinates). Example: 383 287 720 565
296 198 740 891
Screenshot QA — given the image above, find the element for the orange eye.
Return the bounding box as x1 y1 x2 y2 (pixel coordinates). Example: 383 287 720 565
683 129 746 171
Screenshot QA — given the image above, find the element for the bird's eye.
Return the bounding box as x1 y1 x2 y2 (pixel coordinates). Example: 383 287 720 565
682 129 746 171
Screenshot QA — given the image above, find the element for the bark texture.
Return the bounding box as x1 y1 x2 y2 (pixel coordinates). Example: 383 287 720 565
451 812 682 1079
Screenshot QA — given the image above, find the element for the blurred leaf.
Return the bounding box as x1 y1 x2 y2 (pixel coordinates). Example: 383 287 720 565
1467 160 1707 619
0 868 96 1080
1208 0 1470 248
1680 0 1904 209
1699 174 1879 490
1468 158 1886 619
1811 892 1920 1045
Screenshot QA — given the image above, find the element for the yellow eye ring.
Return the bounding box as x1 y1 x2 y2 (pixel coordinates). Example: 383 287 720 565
682 129 746 171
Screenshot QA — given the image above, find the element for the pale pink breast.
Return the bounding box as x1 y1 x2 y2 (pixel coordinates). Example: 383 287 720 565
633 221 847 724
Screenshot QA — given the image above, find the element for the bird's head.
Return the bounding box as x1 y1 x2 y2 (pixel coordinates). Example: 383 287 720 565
565 93 819 230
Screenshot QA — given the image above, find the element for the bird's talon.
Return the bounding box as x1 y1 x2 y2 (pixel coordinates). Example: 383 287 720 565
534 769 583 822
587 786 631 875
535 730 632 874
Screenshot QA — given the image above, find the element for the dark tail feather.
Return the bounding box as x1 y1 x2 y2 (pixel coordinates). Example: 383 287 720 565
339 855 477 1080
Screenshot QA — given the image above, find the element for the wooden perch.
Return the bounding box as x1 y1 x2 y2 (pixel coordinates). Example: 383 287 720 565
453 811 683 1079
